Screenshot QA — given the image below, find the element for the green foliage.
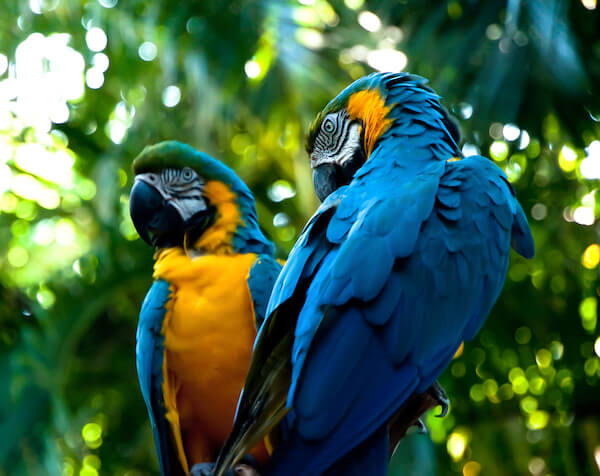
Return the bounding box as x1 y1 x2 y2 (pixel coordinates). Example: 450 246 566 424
0 0 598 475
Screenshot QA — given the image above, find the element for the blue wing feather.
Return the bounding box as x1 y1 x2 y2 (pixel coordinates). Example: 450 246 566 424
136 279 184 476
263 153 533 475
247 255 282 329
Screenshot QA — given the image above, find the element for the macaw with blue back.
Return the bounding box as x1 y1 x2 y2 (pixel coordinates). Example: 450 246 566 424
214 72 535 476
129 141 281 476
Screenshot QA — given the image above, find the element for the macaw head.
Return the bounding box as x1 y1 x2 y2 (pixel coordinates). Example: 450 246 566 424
130 141 273 255
305 72 461 201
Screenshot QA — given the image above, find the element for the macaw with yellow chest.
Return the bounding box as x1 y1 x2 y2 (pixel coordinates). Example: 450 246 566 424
214 73 534 476
129 141 281 476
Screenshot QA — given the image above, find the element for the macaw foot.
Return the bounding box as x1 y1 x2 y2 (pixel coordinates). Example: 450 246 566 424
388 380 450 456
189 456 261 476
189 462 214 476
413 418 427 434
429 380 449 417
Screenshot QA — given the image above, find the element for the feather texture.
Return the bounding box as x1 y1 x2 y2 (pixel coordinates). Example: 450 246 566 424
215 73 534 476
133 143 281 475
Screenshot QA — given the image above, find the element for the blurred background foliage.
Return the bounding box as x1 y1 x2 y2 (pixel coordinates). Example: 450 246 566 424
0 0 598 475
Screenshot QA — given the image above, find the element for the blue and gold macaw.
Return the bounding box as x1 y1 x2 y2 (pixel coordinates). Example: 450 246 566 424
214 73 534 476
129 141 281 476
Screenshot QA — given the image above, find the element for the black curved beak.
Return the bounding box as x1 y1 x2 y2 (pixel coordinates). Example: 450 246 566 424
312 164 340 202
129 179 185 248
312 150 366 202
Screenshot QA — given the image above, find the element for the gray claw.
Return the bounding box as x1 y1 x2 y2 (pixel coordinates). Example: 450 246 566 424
430 381 449 417
414 418 427 434
189 461 260 476
190 463 216 476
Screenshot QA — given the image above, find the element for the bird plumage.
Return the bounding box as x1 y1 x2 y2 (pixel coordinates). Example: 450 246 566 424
215 73 533 476
131 141 281 475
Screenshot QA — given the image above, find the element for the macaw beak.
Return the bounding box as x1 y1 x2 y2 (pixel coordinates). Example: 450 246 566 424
312 149 366 202
129 179 185 248
312 163 340 202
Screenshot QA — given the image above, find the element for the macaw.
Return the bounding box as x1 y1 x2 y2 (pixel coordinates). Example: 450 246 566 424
214 72 534 476
129 141 281 476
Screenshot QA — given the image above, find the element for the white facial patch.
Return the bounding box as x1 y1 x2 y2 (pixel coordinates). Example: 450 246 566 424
135 169 207 222
310 111 361 169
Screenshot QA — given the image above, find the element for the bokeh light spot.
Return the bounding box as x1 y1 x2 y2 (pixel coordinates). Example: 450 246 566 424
37 287 56 309
512 376 529 394
33 219 55 245
550 341 564 360
15 200 37 220
462 143 479 157
529 377 546 395
469 384 485 402
503 123 520 141
138 41 157 61
489 141 509 161
296 28 325 50
498 383 514 400
85 67 104 89
535 349 552 368
457 102 473 120
451 362 466 377
447 431 468 461
528 457 546 476
447 2 463 19
367 49 407 73
519 130 530 149
573 206 594 226
55 219 76 246
162 85 181 108
92 52 110 72
8 246 29 267
581 0 597 9
558 145 577 172
580 140 600 180
86 27 107 52
462 461 481 476
531 203 547 221
344 0 364 9
483 379 498 398
580 297 597 332
527 410 549 430
77 179 96 200
582 244 600 269
521 396 538 414
244 60 261 79
486 24 502 41
358 11 381 32
79 467 98 476
268 180 296 202
273 212 290 227
82 422 102 447
83 454 101 470
515 326 532 344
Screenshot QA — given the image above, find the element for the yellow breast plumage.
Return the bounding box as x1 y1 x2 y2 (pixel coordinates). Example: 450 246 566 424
153 247 267 471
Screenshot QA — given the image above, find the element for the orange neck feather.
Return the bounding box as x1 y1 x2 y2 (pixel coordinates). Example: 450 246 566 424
347 89 393 158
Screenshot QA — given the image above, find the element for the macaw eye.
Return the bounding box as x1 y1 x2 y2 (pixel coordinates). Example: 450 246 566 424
182 168 194 181
322 117 336 134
